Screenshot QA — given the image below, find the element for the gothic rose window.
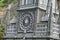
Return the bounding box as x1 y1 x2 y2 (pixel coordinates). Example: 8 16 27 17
20 12 33 30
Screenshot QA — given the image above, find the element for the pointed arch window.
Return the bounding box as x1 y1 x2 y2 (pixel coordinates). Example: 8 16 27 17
27 0 34 4
20 0 35 5
40 0 48 6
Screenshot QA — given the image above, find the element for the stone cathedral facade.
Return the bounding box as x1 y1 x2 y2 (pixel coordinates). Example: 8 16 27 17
4 0 59 40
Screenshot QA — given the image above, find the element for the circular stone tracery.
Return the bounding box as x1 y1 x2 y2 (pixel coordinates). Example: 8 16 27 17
20 12 33 30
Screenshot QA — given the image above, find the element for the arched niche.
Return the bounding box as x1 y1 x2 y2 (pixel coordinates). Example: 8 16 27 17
57 0 60 10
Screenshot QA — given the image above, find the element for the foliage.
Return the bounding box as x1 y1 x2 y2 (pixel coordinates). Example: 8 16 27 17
0 0 13 7
0 24 5 38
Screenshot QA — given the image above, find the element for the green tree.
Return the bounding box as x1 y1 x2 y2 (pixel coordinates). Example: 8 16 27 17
0 0 4 7
0 24 5 39
0 0 13 7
